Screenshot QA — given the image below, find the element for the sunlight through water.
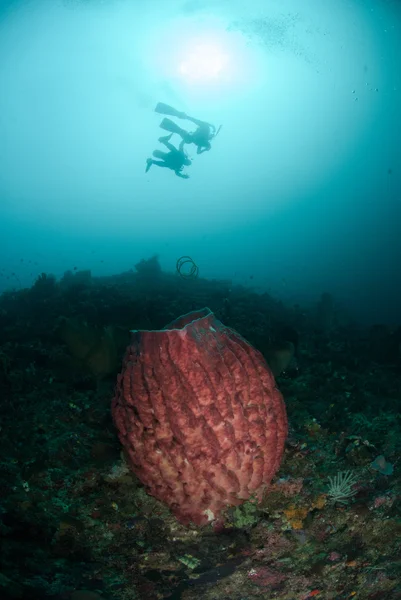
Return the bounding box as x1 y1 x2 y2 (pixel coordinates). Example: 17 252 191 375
178 42 230 82
141 14 263 99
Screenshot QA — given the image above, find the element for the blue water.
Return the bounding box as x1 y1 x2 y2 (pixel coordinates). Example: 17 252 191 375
0 0 400 324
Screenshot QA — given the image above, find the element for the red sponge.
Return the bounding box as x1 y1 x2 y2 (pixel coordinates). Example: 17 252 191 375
112 308 287 525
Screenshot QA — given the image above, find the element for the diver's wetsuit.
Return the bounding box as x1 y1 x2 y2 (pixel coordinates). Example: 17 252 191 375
146 136 191 178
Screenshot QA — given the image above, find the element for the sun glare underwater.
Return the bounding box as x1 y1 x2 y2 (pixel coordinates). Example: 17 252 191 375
143 15 261 94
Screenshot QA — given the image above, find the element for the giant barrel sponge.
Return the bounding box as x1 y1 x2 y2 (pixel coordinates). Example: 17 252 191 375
112 308 287 525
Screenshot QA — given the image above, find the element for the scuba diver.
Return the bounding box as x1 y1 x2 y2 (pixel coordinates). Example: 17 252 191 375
155 102 221 154
145 134 191 179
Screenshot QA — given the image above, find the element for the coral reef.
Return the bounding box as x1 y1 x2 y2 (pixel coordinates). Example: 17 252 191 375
0 261 400 599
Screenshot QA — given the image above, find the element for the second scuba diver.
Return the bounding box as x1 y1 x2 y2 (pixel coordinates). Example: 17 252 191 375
145 134 191 179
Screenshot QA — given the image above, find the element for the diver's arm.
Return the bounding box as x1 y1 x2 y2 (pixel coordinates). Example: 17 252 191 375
178 139 186 152
197 146 210 154
162 141 176 152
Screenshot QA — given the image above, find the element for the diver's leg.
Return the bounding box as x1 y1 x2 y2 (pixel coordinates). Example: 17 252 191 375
184 115 204 127
146 152 170 171
152 149 174 170
185 117 215 133
151 160 170 168
153 149 168 159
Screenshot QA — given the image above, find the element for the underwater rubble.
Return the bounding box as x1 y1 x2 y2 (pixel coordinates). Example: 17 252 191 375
0 258 400 600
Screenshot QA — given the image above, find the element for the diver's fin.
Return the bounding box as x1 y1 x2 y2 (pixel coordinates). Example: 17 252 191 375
145 158 153 172
158 133 173 143
155 102 186 119
159 117 187 136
